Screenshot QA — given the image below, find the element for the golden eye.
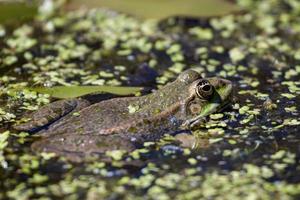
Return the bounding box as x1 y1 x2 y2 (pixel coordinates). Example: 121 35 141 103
195 80 213 99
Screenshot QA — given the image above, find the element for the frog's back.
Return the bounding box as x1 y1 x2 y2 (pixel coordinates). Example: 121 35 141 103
38 95 181 138
38 97 135 135
14 69 200 138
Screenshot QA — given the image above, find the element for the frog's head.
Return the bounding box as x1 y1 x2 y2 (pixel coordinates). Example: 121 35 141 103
178 70 233 119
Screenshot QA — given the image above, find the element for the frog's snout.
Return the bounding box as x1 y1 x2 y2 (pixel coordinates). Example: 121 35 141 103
219 78 233 100
214 78 232 90
208 77 233 102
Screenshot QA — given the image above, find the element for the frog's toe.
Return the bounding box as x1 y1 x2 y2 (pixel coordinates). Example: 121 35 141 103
190 118 206 128
181 116 207 129
174 133 209 149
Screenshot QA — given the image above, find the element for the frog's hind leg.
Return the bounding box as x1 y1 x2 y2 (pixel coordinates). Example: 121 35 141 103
13 98 90 133
31 133 139 162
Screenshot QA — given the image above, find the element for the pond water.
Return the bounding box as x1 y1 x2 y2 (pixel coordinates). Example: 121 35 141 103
0 0 300 199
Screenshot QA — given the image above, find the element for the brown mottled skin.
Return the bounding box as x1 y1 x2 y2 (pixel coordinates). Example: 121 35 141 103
14 70 232 160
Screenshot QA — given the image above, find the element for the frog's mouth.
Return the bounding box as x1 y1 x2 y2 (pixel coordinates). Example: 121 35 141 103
181 98 232 129
199 98 231 118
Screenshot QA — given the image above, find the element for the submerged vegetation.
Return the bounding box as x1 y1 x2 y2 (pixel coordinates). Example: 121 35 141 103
0 0 300 199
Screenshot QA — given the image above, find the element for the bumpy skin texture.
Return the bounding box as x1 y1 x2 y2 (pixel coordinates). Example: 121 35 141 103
14 99 91 132
14 70 232 160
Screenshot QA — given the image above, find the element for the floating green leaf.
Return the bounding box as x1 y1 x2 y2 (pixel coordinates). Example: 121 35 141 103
0 1 37 24
67 0 240 20
30 86 143 99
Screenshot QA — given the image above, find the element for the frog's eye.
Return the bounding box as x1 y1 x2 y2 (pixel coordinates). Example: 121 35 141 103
196 80 213 99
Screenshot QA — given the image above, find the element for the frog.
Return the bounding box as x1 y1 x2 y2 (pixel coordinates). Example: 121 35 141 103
13 69 232 161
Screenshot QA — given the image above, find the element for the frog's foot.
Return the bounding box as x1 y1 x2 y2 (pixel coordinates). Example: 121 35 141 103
181 116 208 130
13 98 90 133
174 133 209 149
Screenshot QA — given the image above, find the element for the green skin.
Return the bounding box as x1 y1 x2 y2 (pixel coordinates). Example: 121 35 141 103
14 70 232 161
